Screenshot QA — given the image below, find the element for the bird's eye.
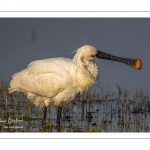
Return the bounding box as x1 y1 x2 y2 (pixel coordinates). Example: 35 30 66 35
91 55 96 57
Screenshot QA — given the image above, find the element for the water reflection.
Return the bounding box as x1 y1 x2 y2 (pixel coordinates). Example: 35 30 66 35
0 87 150 132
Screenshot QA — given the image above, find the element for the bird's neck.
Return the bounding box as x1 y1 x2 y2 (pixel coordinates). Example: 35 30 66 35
70 56 99 93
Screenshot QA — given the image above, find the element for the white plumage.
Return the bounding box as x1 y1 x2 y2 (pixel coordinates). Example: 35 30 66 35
8 45 99 108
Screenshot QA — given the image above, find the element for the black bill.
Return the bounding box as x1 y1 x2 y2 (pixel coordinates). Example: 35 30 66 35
96 50 142 70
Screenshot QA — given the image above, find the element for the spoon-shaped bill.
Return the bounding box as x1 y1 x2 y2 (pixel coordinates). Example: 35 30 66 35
96 50 142 70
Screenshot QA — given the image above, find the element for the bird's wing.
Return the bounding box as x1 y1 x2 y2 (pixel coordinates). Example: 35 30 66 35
10 58 72 98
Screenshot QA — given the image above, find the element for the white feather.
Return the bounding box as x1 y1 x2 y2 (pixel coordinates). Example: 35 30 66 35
9 45 99 108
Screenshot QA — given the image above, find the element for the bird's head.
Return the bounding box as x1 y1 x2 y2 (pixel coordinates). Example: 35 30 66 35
73 45 97 63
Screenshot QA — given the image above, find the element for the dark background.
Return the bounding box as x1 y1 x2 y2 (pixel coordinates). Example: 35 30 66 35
0 18 149 93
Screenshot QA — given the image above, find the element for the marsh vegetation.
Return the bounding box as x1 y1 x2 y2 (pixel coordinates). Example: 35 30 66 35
0 80 149 132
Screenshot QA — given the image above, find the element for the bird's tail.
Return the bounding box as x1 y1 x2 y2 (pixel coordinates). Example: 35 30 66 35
8 87 16 94
8 71 22 94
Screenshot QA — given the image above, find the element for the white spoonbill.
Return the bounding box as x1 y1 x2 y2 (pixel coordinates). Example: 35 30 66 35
8 45 142 125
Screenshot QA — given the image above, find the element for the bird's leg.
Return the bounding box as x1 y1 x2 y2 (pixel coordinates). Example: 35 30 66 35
56 106 62 125
43 106 47 122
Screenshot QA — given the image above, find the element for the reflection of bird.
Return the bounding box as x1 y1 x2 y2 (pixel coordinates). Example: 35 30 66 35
30 28 37 44
8 45 142 125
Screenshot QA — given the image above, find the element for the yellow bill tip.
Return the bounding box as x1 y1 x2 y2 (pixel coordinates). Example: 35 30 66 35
131 58 142 70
